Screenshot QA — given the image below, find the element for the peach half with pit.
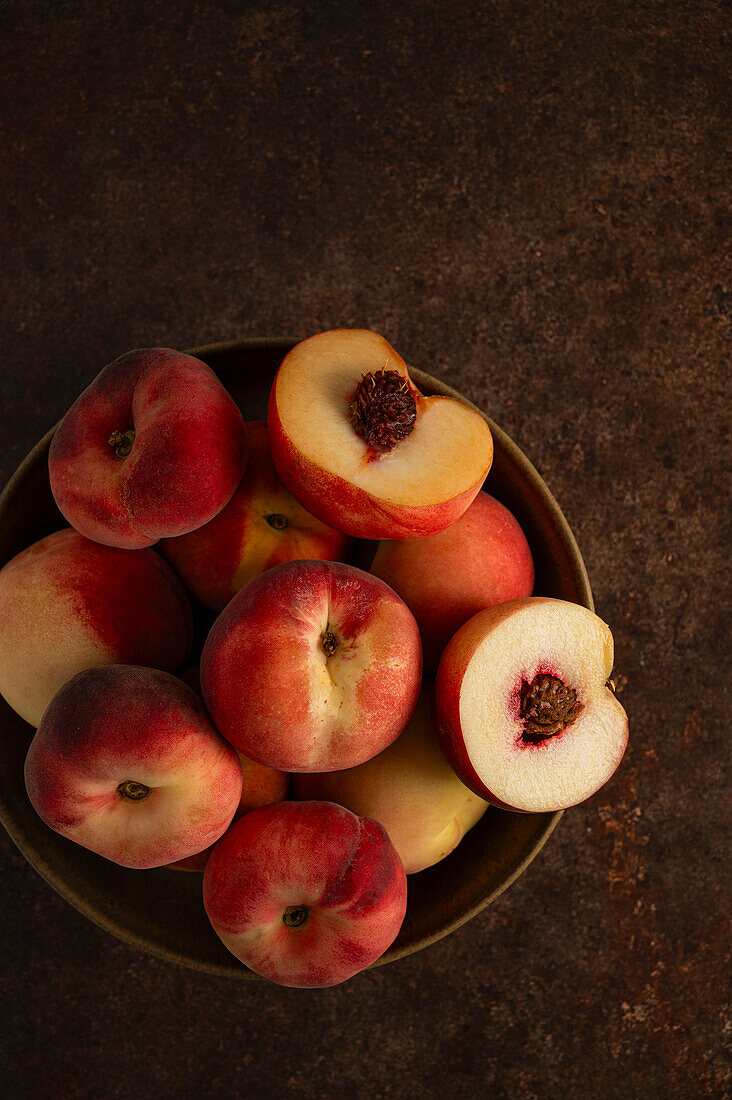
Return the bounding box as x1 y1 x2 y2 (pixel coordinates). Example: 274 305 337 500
267 329 493 540
203 800 407 987
49 347 247 549
24 665 243 868
435 598 629 812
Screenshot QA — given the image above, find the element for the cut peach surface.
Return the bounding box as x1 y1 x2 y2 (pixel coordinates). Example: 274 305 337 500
435 598 629 813
268 329 493 540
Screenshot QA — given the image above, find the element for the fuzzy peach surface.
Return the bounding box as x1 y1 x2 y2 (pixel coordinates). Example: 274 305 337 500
203 801 407 987
294 686 488 873
0 528 193 727
168 664 290 872
49 348 247 548
24 665 243 868
160 421 351 610
200 559 422 772
167 754 291 872
370 491 535 673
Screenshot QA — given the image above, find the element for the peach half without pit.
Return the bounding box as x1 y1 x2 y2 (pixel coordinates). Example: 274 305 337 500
435 598 629 813
267 329 493 540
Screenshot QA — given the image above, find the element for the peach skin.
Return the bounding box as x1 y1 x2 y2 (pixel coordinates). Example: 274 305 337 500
24 665 243 869
294 686 487 873
370 491 534 673
160 421 351 611
49 347 247 548
0 528 193 727
203 801 407 987
200 559 422 772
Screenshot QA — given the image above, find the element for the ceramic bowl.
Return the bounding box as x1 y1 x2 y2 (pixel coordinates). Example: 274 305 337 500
0 338 592 977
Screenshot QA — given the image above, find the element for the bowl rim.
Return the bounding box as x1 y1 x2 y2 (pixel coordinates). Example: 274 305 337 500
0 336 592 977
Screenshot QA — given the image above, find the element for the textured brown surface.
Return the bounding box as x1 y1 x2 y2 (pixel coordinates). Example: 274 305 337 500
0 3 729 1098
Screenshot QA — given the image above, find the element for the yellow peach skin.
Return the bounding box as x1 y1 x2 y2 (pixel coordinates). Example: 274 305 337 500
294 686 487 873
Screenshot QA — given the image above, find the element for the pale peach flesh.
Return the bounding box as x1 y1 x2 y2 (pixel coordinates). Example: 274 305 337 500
435 598 629 812
268 329 493 539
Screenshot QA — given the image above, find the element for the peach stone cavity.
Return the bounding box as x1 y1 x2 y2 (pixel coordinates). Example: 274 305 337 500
437 599 628 812
276 331 489 504
268 329 493 538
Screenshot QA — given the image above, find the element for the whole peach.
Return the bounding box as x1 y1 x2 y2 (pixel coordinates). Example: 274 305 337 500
49 348 247 548
200 560 422 772
24 665 243 868
160 422 351 611
203 801 407 986
370 491 534 673
0 529 192 726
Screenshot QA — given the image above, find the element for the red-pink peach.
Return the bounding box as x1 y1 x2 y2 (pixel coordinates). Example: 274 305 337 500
200 560 422 772
24 665 243 868
49 348 247 548
203 801 407 986
0 528 192 726
370 491 534 673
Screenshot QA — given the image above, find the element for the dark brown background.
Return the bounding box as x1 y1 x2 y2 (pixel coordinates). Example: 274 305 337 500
0 3 729 1098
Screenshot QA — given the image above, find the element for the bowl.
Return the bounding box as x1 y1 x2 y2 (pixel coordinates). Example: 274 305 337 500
0 338 592 977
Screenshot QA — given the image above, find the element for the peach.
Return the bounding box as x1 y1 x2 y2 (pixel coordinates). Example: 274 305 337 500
160 421 351 611
267 329 493 540
200 559 422 772
294 687 487 873
203 801 407 986
435 598 629 812
168 666 289 872
24 665 243 868
370 491 534 673
49 347 247 549
0 528 193 727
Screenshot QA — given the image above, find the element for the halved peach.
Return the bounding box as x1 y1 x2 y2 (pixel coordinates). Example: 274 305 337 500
435 598 629 812
267 329 493 540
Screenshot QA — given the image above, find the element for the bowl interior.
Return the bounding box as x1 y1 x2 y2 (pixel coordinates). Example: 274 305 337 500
0 339 592 977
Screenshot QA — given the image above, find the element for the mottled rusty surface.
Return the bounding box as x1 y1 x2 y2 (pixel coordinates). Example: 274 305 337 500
0 2 729 1098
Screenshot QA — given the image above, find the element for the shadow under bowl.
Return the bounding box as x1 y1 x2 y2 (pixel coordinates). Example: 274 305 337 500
0 338 592 978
